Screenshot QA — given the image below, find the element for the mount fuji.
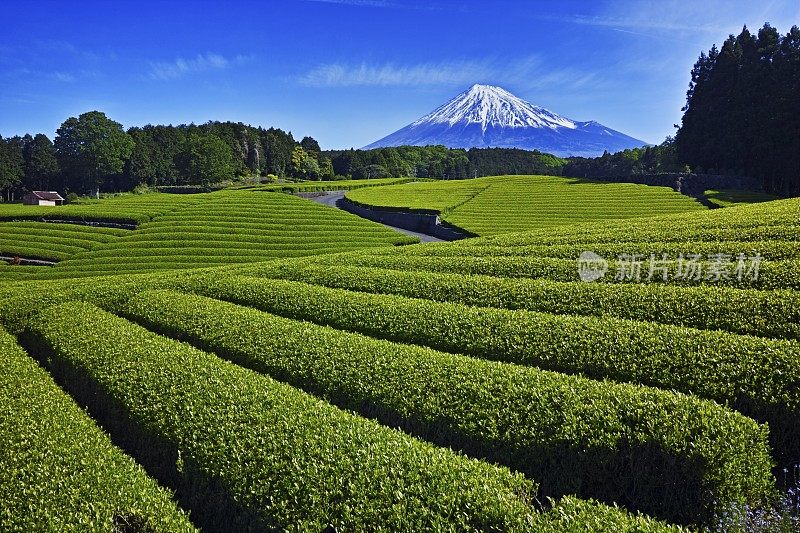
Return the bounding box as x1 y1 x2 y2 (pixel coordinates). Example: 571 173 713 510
363 84 647 157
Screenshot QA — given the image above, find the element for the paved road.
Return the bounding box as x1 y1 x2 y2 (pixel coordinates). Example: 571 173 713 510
0 255 56 266
302 191 445 243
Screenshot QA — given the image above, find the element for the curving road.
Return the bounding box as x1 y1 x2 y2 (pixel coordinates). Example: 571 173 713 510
302 191 445 243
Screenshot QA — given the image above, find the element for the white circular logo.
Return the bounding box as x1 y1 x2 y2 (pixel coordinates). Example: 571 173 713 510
577 251 608 282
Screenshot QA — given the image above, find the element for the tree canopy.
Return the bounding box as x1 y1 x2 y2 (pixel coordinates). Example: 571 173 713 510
326 145 566 180
676 24 800 195
55 111 134 197
0 136 24 200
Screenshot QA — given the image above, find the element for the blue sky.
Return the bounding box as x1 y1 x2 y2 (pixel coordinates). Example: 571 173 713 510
1 0 798 149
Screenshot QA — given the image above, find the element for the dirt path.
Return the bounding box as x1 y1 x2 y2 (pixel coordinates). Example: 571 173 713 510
300 191 446 243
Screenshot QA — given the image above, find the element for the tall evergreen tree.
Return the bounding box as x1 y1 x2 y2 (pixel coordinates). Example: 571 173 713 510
676 24 800 195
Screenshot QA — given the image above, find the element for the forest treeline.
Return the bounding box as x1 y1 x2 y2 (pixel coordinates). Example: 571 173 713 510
0 113 566 199
676 23 800 196
326 146 566 180
0 23 797 198
0 112 333 199
570 24 800 196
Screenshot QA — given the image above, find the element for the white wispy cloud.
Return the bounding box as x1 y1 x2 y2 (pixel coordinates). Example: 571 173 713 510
542 0 799 38
559 13 729 35
148 53 252 81
303 0 397 6
301 0 439 9
299 60 495 87
297 55 608 93
0 68 96 84
52 72 76 82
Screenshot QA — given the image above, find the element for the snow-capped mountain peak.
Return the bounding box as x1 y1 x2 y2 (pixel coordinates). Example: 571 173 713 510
364 84 647 157
412 84 577 132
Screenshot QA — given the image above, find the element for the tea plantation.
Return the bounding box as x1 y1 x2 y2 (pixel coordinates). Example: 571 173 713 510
0 181 797 531
0 188 416 281
345 175 707 235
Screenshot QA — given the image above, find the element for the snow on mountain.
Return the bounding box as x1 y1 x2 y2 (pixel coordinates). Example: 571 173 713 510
411 84 576 131
364 84 646 157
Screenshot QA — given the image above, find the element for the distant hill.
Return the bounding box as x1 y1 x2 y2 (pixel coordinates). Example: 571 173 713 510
364 84 647 157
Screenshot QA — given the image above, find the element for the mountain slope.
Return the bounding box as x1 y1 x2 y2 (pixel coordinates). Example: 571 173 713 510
364 84 647 157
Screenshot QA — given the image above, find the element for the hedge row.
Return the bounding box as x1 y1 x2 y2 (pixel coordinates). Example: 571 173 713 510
23 301 682 532
119 289 775 525
473 222 800 247
29 188 420 276
392 239 800 261
466 208 800 247
345 175 704 235
0 273 182 332
187 274 800 465
0 244 70 262
0 237 95 254
233 262 800 340
72 242 407 258
307 252 800 290
0 324 195 532
120 232 409 244
136 220 405 232
0 223 127 241
0 212 149 225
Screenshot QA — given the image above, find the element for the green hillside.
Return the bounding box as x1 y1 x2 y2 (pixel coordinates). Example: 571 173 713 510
0 189 416 281
0 191 797 529
345 175 707 235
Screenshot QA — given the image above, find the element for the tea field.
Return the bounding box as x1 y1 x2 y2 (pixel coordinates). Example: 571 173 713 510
0 183 798 531
345 175 707 235
0 189 416 281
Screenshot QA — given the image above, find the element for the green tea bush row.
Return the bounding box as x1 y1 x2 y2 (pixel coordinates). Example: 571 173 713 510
346 175 704 235
130 228 413 242
76 242 408 259
0 221 129 261
234 262 800 340
0 236 94 252
470 221 800 246
0 324 196 532
120 289 775 525
0 243 73 261
35 188 418 276
308 252 800 290
0 221 127 240
24 300 617 532
396 240 800 261
466 198 800 246
192 275 800 465
0 272 184 331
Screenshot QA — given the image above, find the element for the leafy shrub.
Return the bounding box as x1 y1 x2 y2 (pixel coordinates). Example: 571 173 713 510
0 324 195 532
233 261 800 340
121 289 776 526
185 275 800 467
24 301 544 531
